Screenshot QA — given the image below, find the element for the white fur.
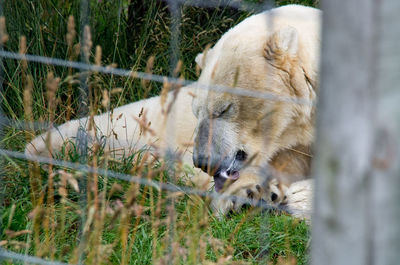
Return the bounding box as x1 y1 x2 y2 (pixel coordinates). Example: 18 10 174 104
283 179 314 221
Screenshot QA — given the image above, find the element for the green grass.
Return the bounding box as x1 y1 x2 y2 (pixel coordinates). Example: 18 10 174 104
0 0 317 264
2 149 310 264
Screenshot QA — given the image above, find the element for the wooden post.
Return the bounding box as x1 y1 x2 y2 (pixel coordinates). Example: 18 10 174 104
368 1 400 264
312 0 400 264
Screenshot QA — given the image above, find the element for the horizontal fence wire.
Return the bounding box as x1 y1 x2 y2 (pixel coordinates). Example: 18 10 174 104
0 51 313 106
0 116 51 130
0 147 292 213
165 0 272 12
0 248 71 265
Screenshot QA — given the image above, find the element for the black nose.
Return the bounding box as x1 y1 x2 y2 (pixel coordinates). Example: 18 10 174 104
193 154 220 175
235 150 247 161
193 154 208 172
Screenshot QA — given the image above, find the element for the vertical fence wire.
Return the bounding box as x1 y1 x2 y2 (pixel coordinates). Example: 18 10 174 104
165 1 182 262
78 0 90 117
0 0 5 238
258 1 275 261
76 0 91 263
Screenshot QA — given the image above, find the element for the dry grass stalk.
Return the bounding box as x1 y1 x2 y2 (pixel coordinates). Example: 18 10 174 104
91 45 102 112
101 89 110 109
119 180 141 265
20 34 44 256
40 71 60 259
160 77 171 114
110 87 123 95
125 157 162 263
19 36 27 71
95 45 102 66
173 60 182 77
133 109 156 137
142 55 155 98
85 44 107 264
61 21 78 249
66 15 77 121
19 34 30 131
23 75 33 134
87 45 102 207
133 151 151 175
276 255 297 265
125 186 150 265
82 25 93 63
4 229 32 238
196 43 212 77
195 63 201 77
0 16 9 45
46 72 60 122
66 15 76 50
151 170 165 261
164 176 179 263
165 72 184 114
73 43 81 58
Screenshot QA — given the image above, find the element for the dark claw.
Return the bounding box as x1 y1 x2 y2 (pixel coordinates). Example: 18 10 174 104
271 192 278 202
246 189 254 199
227 209 236 218
241 203 252 211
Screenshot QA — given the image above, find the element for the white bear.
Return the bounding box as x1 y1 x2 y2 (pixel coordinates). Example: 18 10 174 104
25 5 321 219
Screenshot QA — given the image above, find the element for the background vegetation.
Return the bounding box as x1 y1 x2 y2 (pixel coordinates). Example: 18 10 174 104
1 0 317 264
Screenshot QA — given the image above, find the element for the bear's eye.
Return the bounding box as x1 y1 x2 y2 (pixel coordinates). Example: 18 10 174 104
214 103 232 118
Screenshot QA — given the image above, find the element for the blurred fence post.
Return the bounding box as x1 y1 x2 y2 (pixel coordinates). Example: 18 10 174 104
0 0 5 237
312 0 400 264
76 0 91 263
78 0 90 117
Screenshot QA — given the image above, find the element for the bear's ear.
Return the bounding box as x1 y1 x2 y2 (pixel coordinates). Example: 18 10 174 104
195 52 204 69
265 26 299 59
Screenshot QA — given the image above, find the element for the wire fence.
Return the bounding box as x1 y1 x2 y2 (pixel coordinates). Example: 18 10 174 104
0 50 313 105
0 0 314 264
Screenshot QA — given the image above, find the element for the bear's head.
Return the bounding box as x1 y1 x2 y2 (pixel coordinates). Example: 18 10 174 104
191 8 320 191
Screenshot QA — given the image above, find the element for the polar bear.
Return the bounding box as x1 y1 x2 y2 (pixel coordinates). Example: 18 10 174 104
25 5 320 219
